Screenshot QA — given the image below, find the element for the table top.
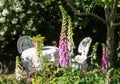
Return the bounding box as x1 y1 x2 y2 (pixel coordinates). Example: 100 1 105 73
21 46 59 72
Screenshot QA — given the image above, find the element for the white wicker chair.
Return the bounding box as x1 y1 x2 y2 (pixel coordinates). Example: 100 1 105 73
17 36 34 54
72 37 92 69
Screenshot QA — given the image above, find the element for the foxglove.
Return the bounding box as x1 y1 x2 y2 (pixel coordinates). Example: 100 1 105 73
59 6 69 67
15 56 23 81
67 15 75 58
101 44 106 72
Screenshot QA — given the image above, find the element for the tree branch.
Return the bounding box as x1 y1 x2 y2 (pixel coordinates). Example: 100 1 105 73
64 0 108 25
113 22 120 27
75 12 108 25
109 0 118 21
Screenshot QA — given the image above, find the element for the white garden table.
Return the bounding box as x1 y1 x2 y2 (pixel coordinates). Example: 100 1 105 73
21 46 59 73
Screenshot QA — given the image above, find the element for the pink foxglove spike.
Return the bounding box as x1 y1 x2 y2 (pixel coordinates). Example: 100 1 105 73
101 50 106 72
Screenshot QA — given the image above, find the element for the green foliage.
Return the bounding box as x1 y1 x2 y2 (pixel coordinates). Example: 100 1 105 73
31 60 107 84
32 34 45 45
112 68 120 83
31 61 58 84
0 75 26 84
97 0 114 7
44 0 53 6
67 0 98 30
1 64 120 83
54 67 106 83
117 42 120 58
69 0 96 12
32 34 45 58
0 69 115 84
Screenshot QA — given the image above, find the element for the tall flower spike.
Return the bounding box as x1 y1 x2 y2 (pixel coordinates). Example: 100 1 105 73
67 15 75 58
32 34 45 71
15 56 23 81
101 43 106 72
59 6 69 67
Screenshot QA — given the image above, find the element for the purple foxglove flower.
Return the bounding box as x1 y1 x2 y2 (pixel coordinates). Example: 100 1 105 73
101 50 106 72
59 30 69 67
59 6 71 67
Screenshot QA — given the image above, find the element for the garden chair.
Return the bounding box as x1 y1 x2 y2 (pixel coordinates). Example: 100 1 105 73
73 37 92 69
17 36 34 54
17 36 35 73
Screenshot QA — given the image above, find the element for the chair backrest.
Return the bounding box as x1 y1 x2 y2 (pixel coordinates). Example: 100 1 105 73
78 37 92 56
17 36 34 54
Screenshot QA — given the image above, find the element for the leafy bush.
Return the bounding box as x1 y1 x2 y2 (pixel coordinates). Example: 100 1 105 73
111 68 120 83
30 61 107 84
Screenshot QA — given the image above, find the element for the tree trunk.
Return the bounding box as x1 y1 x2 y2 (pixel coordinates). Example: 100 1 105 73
106 23 115 69
105 23 115 84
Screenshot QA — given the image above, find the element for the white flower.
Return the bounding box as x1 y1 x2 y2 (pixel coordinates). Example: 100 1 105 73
2 8 9 16
58 1 61 4
33 56 44 71
19 13 25 19
27 10 32 14
0 31 5 35
15 7 22 12
21 0 26 4
12 18 18 24
75 2 79 6
32 27 36 31
22 31 25 34
74 21 78 26
0 17 5 23
71 58 76 62
0 0 4 7
15 68 22 81
28 19 33 27
36 10 39 14
13 2 23 12
0 13 2 17
40 4 45 8
13 31 16 35
3 26 8 31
